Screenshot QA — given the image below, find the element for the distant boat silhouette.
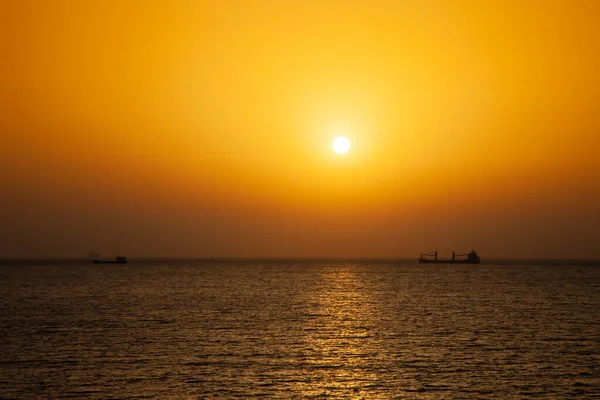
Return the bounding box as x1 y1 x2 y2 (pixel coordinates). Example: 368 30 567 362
92 256 128 264
418 250 480 264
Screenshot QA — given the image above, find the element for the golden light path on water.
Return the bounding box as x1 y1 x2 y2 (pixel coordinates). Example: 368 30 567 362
293 265 391 397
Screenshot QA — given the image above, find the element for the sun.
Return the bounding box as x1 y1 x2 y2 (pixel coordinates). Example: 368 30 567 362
332 136 351 154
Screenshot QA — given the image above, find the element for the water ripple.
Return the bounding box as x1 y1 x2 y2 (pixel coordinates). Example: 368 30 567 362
1 262 599 398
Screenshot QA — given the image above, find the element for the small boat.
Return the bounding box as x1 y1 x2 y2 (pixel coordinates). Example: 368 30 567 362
92 256 128 264
418 250 480 264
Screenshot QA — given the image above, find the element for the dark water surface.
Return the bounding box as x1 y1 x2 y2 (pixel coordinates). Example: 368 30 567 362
1 261 599 398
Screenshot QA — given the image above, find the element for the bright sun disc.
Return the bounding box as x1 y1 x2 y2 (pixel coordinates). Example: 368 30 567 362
332 136 351 154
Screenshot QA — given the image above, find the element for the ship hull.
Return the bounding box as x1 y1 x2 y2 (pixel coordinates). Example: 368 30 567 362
418 259 480 264
92 259 127 264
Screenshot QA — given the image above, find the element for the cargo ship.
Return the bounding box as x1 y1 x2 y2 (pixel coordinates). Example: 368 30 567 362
418 250 480 264
92 256 128 264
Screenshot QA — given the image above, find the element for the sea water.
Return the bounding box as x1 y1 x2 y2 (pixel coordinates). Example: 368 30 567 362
1 260 599 398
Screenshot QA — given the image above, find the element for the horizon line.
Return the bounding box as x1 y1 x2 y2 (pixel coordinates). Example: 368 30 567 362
1 256 600 262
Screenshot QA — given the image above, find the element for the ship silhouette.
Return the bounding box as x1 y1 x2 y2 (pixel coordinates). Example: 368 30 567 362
418 250 480 264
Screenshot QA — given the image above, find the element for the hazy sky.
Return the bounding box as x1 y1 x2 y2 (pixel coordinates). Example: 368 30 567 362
2 1 599 258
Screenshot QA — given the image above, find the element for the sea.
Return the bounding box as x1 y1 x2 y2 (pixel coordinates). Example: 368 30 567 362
1 259 599 399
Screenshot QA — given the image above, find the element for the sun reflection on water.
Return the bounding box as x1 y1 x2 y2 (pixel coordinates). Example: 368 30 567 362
294 264 386 397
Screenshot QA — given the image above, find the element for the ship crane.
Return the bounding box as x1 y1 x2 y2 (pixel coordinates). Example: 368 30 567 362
420 251 438 260
452 250 477 260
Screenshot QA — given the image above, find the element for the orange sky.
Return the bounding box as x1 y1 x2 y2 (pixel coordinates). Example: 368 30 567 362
2 1 599 258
